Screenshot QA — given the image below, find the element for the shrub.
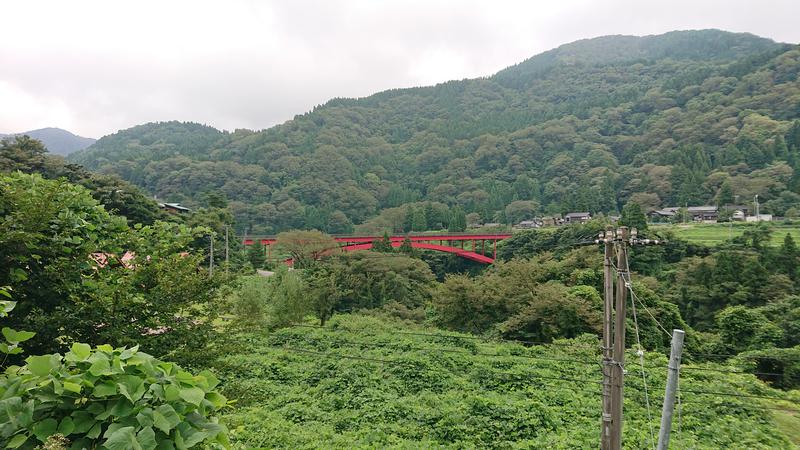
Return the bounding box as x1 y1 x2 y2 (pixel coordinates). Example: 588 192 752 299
0 343 229 449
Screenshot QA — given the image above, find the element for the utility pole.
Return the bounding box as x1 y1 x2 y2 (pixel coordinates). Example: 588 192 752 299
610 226 629 450
209 234 214 276
600 227 615 450
224 225 230 273
596 226 661 450
657 329 685 450
754 194 760 221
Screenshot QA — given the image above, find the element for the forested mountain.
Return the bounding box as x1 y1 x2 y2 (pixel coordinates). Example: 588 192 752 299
70 30 800 234
1 127 95 155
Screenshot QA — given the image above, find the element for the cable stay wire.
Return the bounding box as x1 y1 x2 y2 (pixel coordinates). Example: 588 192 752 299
272 331 602 367
613 257 672 338
625 261 656 450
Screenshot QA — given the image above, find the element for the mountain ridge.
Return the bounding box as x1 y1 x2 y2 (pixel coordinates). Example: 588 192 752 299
2 127 96 155
68 30 800 234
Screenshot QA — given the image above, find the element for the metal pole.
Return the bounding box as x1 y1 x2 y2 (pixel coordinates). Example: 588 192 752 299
657 329 685 450
611 226 629 450
224 225 230 272
209 234 214 276
600 227 614 450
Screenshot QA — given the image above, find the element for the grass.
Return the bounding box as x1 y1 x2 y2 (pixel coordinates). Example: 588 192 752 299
772 409 800 446
651 222 800 246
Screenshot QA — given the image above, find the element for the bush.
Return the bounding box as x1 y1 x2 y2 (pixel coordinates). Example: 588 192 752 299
0 343 229 449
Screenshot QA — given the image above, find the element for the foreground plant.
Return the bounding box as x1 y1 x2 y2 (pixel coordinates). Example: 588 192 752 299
0 343 229 449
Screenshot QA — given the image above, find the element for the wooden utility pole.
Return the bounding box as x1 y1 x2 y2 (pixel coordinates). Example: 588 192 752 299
657 329 685 450
610 227 629 450
600 227 615 450
597 226 660 450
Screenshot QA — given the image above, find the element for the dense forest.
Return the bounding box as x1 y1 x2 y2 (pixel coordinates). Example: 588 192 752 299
70 30 800 234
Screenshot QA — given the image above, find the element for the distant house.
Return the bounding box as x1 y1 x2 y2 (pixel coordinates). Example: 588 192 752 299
746 214 773 222
650 206 718 222
542 216 559 227
564 212 591 224
517 219 545 229
159 202 191 214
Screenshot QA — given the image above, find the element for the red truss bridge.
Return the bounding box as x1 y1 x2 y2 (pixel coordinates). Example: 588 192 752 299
243 233 512 264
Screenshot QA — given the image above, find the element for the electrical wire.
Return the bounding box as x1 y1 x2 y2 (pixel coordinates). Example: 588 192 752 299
685 352 800 362
679 400 800 414
677 388 798 403
679 366 786 378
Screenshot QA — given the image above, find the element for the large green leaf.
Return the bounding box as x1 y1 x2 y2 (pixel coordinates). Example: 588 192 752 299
93 380 118 397
57 416 75 436
1 327 35 344
68 342 92 361
103 426 142 450
25 354 59 376
118 375 145 403
5 434 27 449
137 426 158 450
153 404 180 434
178 387 204 406
70 411 96 434
32 417 57 443
89 357 111 376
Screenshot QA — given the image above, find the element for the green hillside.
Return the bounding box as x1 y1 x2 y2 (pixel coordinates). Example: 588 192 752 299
70 30 800 235
215 313 799 449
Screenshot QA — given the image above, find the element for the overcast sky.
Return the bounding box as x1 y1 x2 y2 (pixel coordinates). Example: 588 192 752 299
1 0 798 138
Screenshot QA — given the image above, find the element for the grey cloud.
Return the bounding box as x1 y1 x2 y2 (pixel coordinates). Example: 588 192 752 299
0 0 797 137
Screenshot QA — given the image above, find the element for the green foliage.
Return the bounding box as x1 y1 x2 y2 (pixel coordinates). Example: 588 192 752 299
276 230 338 269
619 202 647 231
306 253 434 324
265 269 311 329
0 136 165 226
245 242 267 270
0 343 229 449
213 314 796 449
0 173 225 365
496 221 606 260
716 306 783 354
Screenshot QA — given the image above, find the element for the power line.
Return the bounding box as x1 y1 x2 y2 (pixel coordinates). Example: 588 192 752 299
685 352 800 362
679 365 786 378
678 400 800 415
678 388 798 403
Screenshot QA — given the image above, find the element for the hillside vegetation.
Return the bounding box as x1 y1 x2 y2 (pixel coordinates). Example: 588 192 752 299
215 313 799 449
70 30 800 234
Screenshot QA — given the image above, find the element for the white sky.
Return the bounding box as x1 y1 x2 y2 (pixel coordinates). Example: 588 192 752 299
1 0 798 138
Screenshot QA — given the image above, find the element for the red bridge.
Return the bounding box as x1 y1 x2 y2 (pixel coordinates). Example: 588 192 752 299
243 234 512 264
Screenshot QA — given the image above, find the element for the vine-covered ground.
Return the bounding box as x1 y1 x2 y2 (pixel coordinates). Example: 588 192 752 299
211 314 799 449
